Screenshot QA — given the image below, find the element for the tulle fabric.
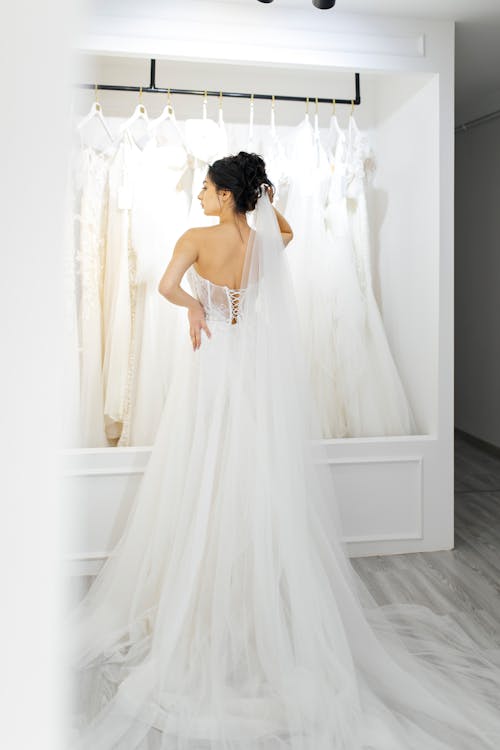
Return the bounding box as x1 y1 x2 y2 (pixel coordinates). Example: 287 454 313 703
63 191 500 749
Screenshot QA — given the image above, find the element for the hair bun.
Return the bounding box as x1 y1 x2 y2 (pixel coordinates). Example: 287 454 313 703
207 151 274 213
234 152 272 212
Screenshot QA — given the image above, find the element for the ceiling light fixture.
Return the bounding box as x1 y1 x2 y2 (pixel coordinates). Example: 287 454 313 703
257 0 336 7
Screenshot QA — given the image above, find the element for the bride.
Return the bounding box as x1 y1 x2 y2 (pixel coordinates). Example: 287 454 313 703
64 152 500 750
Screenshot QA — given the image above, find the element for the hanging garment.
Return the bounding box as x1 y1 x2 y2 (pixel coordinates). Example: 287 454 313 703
321 115 375 438
75 145 113 447
61 148 84 448
127 136 191 445
102 130 142 444
239 99 261 156
184 117 228 227
261 110 289 212
63 192 500 750
217 106 230 158
285 114 348 437
325 116 417 436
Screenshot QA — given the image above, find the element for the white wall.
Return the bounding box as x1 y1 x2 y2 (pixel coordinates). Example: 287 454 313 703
455 118 500 447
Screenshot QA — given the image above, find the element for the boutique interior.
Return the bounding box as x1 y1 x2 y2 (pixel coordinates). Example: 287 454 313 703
60 2 498 587
61 6 453 580
68 56 438 449
4 4 499 749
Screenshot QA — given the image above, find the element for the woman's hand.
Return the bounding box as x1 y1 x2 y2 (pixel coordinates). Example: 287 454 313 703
188 301 211 351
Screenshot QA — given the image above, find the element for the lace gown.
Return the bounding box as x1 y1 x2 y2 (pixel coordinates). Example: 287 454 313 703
62 147 84 448
75 145 113 447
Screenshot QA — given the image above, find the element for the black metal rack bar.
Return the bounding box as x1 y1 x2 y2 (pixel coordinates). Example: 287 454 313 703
455 107 500 132
76 58 361 106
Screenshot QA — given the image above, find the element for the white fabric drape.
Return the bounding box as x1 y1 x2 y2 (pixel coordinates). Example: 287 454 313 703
63 190 500 750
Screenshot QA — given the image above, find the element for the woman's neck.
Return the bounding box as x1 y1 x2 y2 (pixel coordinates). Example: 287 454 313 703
218 207 249 232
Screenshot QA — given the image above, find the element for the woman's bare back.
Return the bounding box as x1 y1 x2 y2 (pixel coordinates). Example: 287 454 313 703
192 223 253 290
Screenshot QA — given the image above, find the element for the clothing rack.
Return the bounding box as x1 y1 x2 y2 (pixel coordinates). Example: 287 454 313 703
455 107 500 132
76 58 361 106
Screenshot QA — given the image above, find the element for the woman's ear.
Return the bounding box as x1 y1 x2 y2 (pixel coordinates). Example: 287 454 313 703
220 189 233 205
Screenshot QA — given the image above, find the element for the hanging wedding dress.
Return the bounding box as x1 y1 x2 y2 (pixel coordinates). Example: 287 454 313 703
261 106 289 212
64 190 500 750
240 98 261 156
324 116 416 436
321 114 375 439
185 102 228 227
128 125 191 445
102 129 142 444
75 144 113 447
285 113 348 437
62 149 84 449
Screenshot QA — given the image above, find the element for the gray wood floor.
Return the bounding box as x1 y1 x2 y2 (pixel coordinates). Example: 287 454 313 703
350 431 500 648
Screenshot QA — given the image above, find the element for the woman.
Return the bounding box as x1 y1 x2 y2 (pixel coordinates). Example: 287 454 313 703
157 156 292 349
65 152 500 750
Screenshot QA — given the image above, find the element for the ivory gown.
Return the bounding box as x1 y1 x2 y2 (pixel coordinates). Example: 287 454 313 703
65 192 500 750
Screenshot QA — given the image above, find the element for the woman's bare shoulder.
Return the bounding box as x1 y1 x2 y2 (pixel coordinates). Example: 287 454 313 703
182 224 221 248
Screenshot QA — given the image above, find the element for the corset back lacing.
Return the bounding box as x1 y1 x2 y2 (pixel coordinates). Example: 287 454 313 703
226 288 243 325
187 265 248 326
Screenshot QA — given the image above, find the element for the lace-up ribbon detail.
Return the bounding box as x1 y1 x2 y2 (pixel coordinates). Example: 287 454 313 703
226 288 243 325
187 266 247 326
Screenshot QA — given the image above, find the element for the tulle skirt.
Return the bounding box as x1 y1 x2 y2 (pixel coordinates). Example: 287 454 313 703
63 316 500 750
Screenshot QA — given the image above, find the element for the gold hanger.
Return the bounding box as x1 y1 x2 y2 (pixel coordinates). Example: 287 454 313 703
305 96 309 114
332 98 336 116
139 86 145 114
350 99 354 116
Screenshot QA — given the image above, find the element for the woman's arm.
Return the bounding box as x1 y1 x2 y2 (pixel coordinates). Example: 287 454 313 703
273 205 293 246
267 187 293 246
158 229 211 351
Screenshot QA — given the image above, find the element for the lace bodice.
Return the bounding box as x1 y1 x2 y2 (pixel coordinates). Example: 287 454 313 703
187 265 247 325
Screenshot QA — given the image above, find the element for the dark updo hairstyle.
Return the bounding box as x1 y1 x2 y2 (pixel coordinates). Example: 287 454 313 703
207 151 274 214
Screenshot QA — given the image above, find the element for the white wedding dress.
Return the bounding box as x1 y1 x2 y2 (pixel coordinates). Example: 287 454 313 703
102 129 142 444
285 114 348 438
64 193 500 750
128 134 191 445
324 116 416 437
75 144 113 447
185 115 228 228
